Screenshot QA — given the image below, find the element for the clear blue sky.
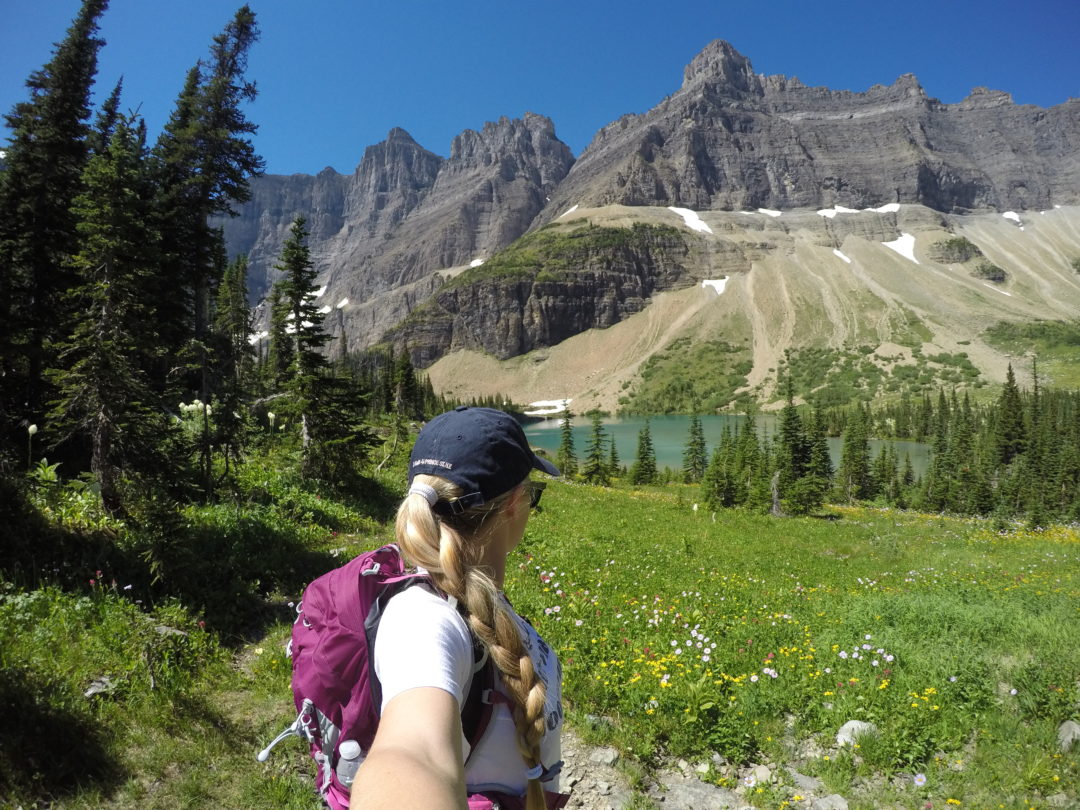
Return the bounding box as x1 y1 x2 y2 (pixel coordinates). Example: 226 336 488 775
3 1 1078 176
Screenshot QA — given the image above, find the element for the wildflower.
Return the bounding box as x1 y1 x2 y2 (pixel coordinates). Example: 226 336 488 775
27 424 38 436
742 774 756 787
914 773 927 787
750 674 759 682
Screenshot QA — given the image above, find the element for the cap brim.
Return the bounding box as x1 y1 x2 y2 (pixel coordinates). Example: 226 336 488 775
532 453 561 477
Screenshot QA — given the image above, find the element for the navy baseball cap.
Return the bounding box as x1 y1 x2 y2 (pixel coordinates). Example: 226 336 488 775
409 406 560 514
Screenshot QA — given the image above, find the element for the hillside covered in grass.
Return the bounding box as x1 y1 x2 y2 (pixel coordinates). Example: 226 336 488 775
4 461 1078 809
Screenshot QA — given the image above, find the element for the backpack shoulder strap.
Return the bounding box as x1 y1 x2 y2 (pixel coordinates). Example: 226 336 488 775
364 576 503 762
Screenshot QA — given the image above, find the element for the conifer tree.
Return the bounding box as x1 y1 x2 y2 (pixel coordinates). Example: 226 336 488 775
47 113 164 513
629 420 658 485
272 217 372 480
729 417 755 506
806 409 834 483
393 350 422 419
607 434 621 478
835 406 872 502
0 0 108 445
87 78 122 157
150 6 263 398
555 407 577 478
274 217 329 449
681 413 707 483
994 363 1027 466
581 412 610 485
702 435 736 509
265 282 292 387
774 377 810 490
211 254 254 473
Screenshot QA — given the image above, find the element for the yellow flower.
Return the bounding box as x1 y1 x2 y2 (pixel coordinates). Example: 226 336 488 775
946 800 961 806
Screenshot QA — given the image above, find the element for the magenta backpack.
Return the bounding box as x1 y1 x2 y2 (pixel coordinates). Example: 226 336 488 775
258 543 495 810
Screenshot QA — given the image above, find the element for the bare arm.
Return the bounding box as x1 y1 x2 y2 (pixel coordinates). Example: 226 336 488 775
349 686 467 810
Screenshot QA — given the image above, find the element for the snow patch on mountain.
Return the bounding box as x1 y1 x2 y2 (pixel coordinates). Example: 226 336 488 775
667 207 712 234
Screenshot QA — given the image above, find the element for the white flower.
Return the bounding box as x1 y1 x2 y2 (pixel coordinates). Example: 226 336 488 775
27 424 38 436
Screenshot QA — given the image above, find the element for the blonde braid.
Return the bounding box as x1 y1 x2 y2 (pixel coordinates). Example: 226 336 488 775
394 475 550 810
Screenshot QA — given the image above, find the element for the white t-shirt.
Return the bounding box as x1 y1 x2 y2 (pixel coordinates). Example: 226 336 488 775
373 585 563 796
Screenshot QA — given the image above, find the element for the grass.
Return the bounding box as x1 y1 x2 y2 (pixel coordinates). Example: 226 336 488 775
444 221 688 288
984 320 1080 389
618 335 754 414
3 470 1079 809
506 483 1080 808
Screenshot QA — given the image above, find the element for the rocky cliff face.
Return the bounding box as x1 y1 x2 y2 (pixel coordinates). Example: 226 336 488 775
386 224 696 366
540 40 1080 221
221 113 574 307
223 40 1079 368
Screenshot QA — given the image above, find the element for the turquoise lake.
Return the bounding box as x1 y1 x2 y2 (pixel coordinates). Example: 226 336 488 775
523 414 931 476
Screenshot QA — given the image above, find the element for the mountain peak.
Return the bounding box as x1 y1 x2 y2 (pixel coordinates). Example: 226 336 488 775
386 126 417 142
682 40 760 95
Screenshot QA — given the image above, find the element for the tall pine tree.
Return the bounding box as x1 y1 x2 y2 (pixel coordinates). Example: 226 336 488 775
555 407 577 478
274 217 329 449
48 113 164 513
150 6 263 400
581 412 610 485
630 420 658 485
0 0 108 449
681 413 707 483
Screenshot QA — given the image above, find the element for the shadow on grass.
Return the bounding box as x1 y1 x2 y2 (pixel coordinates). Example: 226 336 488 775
0 470 407 642
0 670 121 803
0 480 334 641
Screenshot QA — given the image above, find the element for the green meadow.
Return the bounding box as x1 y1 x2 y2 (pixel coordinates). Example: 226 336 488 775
3 473 1079 809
